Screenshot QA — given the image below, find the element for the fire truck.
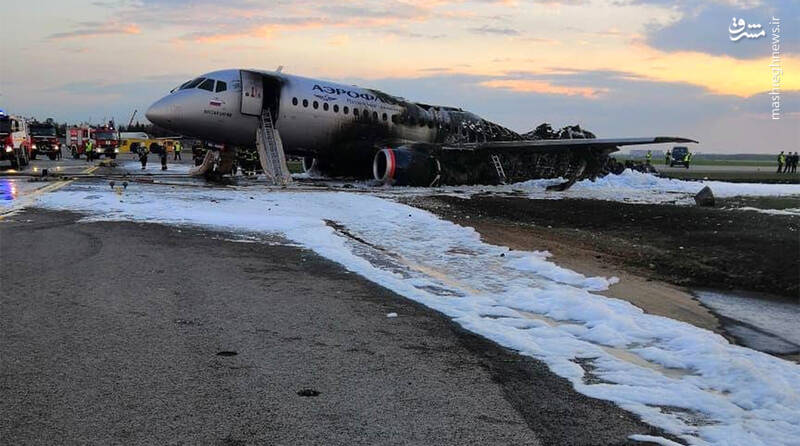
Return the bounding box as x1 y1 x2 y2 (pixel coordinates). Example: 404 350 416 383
0 111 32 169
68 122 120 159
29 121 61 160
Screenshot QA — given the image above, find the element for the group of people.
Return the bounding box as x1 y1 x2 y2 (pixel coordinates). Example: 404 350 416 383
236 149 262 176
777 151 798 173
132 140 182 171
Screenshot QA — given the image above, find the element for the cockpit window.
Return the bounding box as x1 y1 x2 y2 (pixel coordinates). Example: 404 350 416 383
181 77 205 90
215 81 227 92
198 79 215 92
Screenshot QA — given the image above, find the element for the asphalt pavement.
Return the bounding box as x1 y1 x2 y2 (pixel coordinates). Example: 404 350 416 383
0 203 671 445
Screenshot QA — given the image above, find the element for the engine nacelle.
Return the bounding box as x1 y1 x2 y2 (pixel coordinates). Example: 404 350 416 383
301 156 317 173
373 147 440 186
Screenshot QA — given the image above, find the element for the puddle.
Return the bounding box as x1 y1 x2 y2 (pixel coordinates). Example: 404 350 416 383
695 290 800 355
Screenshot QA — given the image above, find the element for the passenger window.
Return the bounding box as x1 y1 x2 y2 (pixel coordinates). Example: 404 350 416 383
198 78 215 91
292 97 298 106
373 112 378 120
303 99 308 107
313 101 319 109
323 103 329 111
343 106 349 115
333 104 339 113
391 115 398 124
353 108 359 116
382 113 387 121
215 81 227 92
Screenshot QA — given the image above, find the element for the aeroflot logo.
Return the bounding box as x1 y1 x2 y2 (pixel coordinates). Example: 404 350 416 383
312 84 391 103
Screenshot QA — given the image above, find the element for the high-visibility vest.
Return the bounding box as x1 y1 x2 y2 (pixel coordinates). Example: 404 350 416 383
684 154 689 162
779 154 786 164
85 141 93 152
646 152 652 160
175 143 181 152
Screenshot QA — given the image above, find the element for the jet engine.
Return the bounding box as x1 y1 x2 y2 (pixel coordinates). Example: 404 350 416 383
373 147 440 186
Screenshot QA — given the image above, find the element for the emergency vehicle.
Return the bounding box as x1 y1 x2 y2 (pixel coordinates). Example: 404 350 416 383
0 111 32 169
29 121 61 160
68 123 121 159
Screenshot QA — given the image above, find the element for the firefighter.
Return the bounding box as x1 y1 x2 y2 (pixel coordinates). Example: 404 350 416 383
136 142 148 170
248 150 259 176
777 151 786 173
790 152 798 174
84 139 94 162
664 150 671 166
160 143 168 170
683 151 691 168
174 141 182 160
645 150 652 165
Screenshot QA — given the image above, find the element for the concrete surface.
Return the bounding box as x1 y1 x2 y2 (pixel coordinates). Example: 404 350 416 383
0 208 670 445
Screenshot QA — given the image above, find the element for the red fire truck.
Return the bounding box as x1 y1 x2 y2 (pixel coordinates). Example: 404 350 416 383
68 122 120 159
29 121 61 160
0 111 32 169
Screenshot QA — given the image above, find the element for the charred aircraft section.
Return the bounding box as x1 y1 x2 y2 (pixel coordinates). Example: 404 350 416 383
147 69 697 189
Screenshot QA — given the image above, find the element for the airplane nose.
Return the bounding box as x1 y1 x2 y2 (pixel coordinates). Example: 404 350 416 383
145 96 173 127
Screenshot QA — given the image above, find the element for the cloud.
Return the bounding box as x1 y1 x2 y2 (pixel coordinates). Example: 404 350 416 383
480 79 608 98
641 0 798 59
47 23 141 40
468 25 520 35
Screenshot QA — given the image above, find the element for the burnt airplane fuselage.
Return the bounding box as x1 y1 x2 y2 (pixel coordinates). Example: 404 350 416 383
146 69 693 187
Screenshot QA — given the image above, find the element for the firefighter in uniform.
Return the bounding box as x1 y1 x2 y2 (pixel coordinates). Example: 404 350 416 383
777 151 786 173
160 143 168 170
248 150 259 176
174 141 182 160
137 142 149 170
84 139 94 162
664 150 670 166
683 151 691 168
645 150 652 165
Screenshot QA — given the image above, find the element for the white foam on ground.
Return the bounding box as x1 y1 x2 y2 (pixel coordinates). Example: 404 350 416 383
120 160 193 174
34 185 800 446
735 207 800 216
374 170 800 206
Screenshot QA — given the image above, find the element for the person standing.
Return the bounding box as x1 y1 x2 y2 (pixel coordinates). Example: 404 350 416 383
645 150 652 165
136 143 148 170
791 152 799 173
174 141 182 160
664 150 671 166
777 151 786 173
683 151 691 168
160 143 168 171
84 138 94 162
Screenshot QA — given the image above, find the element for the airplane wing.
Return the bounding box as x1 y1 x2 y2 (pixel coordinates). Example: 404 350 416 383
443 136 698 153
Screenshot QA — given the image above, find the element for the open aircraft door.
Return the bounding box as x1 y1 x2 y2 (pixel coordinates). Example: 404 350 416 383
240 70 263 116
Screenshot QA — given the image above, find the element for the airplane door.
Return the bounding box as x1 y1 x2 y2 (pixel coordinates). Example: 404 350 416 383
240 70 263 116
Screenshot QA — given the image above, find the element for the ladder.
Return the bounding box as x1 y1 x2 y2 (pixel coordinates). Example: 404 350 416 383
491 154 507 184
257 108 292 186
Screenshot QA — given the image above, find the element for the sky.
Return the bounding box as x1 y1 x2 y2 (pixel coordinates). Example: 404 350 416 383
0 0 797 153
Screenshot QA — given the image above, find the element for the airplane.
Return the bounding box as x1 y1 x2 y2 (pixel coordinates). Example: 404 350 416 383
145 69 696 189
